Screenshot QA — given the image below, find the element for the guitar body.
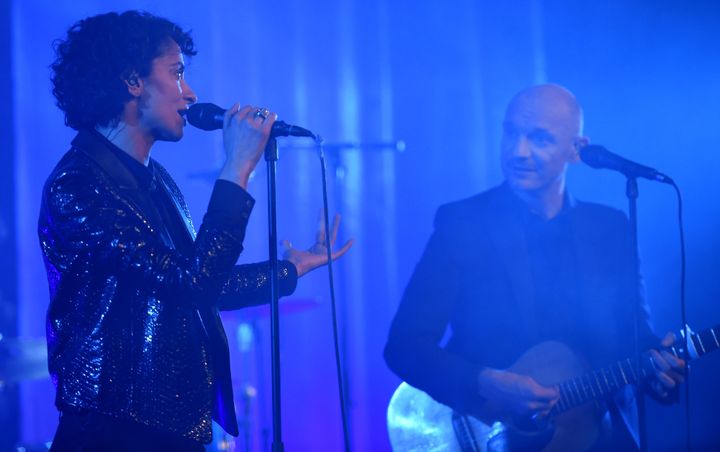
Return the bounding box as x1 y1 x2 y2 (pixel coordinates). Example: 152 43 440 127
387 381 460 451
387 341 605 451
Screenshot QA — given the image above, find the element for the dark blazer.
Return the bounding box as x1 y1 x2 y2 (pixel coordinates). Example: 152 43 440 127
385 183 660 447
38 130 297 443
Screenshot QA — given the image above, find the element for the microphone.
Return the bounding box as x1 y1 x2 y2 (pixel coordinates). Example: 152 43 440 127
186 103 315 139
579 145 673 184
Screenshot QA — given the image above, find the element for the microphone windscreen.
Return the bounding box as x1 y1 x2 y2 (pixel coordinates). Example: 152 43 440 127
187 103 224 131
579 145 615 169
187 103 316 139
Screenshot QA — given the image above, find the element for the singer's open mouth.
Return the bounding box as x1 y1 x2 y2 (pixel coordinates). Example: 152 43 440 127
178 109 188 125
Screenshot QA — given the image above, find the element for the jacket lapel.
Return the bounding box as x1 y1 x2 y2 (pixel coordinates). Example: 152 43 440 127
150 158 238 435
72 130 175 250
484 185 537 338
153 168 196 245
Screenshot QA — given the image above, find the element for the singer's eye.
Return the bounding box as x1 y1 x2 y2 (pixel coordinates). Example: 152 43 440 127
528 130 554 147
172 63 186 81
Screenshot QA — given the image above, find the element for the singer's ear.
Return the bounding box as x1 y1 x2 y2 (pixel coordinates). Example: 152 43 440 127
571 136 590 162
123 72 143 97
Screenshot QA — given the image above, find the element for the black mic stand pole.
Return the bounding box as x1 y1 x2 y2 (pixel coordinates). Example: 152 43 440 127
265 137 284 452
627 176 647 452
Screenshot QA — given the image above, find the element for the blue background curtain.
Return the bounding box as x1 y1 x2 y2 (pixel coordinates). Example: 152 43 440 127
6 0 720 449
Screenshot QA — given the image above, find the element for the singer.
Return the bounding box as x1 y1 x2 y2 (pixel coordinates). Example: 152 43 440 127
39 11 351 451
384 84 684 450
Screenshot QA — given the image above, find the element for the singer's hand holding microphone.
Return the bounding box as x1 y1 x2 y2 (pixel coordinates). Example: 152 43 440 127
186 102 315 189
215 103 277 189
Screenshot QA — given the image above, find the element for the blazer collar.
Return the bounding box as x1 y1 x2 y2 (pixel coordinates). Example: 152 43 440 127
71 129 178 249
71 129 142 190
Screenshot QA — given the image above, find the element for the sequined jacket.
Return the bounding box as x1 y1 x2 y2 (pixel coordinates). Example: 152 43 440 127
38 130 297 444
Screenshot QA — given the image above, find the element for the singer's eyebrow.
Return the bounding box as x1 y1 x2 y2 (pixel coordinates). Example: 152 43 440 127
527 128 555 142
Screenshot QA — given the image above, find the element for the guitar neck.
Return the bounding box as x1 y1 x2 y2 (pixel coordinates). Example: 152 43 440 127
674 324 720 360
552 324 720 414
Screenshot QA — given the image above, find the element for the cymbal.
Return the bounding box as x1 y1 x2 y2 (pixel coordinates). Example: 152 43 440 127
0 336 48 383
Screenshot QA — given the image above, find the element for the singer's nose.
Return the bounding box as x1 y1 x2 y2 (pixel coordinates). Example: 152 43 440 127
182 79 198 105
512 136 532 158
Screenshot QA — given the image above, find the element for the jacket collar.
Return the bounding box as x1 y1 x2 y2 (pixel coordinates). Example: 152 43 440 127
71 129 179 249
71 129 143 190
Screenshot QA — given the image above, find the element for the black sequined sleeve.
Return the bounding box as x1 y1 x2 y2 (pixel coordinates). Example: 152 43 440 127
41 165 251 306
217 260 298 310
204 181 299 309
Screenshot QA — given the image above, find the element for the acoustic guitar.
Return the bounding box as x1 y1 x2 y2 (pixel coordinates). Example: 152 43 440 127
387 325 718 451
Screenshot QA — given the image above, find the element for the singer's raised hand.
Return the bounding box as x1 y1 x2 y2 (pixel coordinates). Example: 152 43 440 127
218 103 277 189
281 213 354 277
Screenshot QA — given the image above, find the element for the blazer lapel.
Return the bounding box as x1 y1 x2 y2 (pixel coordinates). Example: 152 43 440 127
150 159 238 435
72 130 174 250
483 186 537 338
153 169 196 245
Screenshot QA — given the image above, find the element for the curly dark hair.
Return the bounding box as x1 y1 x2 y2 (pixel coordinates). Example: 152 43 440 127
51 11 197 130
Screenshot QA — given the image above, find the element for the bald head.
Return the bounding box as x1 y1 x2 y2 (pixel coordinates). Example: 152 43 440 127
506 84 584 136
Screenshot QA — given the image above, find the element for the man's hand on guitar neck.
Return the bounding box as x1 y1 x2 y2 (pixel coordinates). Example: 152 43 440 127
647 331 686 399
477 368 560 418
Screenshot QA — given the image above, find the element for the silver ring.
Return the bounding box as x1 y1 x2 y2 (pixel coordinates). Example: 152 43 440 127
255 108 269 120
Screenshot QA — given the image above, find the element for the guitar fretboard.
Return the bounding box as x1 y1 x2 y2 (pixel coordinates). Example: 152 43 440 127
676 324 720 359
552 324 719 414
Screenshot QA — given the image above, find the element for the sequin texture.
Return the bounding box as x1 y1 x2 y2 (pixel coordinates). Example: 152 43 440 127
38 130 298 443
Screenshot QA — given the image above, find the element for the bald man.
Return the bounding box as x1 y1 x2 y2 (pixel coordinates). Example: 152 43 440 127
384 84 684 450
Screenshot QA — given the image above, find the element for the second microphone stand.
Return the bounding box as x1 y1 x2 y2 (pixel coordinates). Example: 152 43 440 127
627 176 647 452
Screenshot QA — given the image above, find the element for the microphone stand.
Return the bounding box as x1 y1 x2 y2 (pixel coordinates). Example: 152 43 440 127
189 136 402 451
627 176 647 452
265 137 284 452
